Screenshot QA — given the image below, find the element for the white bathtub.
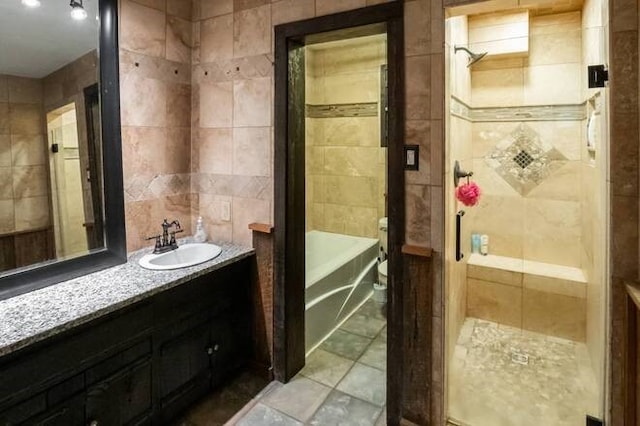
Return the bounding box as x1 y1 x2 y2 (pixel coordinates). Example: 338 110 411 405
305 230 379 353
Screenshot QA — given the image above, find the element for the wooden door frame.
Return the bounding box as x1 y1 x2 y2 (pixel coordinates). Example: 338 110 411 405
273 1 405 422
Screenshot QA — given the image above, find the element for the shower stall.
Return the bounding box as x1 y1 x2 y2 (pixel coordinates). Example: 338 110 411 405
445 2 609 425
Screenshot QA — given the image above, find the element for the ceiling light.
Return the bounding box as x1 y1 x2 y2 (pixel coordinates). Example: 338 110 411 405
21 0 41 8
70 0 87 20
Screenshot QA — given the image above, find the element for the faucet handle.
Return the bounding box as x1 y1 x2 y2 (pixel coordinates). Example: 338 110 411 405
146 235 162 252
169 229 183 245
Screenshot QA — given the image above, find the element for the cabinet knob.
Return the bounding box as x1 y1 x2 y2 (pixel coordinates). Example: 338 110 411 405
214 344 219 352
207 344 220 355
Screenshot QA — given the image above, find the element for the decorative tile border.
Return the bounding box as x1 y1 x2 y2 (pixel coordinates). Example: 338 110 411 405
450 96 587 122
306 102 378 118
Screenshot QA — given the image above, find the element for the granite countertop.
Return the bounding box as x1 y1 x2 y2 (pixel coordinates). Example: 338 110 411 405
0 242 254 357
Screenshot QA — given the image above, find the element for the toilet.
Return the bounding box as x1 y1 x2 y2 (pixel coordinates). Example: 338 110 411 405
377 217 388 287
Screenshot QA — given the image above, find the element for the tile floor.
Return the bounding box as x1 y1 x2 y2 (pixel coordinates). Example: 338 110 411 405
448 318 600 426
227 298 388 425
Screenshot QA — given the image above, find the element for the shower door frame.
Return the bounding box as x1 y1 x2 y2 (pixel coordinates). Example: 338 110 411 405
273 2 406 423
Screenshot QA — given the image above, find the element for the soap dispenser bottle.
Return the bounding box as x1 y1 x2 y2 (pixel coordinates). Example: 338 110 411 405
193 216 208 243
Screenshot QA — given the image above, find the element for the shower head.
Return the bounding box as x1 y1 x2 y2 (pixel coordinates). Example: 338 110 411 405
454 45 488 67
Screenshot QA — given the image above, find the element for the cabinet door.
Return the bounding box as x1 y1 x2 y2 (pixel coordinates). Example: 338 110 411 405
157 320 212 422
210 316 250 386
86 360 152 426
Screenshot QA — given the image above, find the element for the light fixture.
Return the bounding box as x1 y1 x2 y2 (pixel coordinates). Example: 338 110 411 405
21 0 41 8
70 0 87 20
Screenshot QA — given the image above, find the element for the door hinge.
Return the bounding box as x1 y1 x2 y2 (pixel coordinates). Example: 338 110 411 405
588 65 608 88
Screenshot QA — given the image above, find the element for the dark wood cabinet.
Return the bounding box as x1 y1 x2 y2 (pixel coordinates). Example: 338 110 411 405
0 258 252 426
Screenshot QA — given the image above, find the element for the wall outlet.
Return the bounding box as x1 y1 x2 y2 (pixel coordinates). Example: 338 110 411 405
221 201 231 222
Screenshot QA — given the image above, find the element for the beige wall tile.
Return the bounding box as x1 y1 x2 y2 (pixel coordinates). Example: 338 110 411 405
166 83 191 128
471 67 523 107
319 117 379 147
200 0 233 19
467 278 522 328
320 73 380 104
523 198 581 267
522 273 586 298
199 193 233 242
316 0 366 16
467 264 522 287
201 14 234 63
0 77 8 102
526 162 581 201
271 0 315 26
321 204 378 237
131 0 165 11
121 74 168 128
232 196 270 246
165 128 191 174
0 103 9 134
0 199 13 233
470 194 524 258
200 81 233 128
529 30 581 67
199 128 233 174
233 5 271 58
233 127 271 176
7 77 42 105
0 135 10 166
0 167 12 200
121 0 166 58
14 196 49 231
9 104 42 135
406 55 430 120
323 146 379 177
322 175 378 208
167 0 192 20
405 0 430 57
305 146 324 175
10 135 45 166
523 63 582 105
167 16 193 64
522 288 586 341
121 126 167 181
233 77 271 127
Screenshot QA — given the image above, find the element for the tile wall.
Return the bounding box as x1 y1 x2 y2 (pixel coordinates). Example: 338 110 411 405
304 35 387 239
118 0 193 251
0 75 49 235
466 11 583 268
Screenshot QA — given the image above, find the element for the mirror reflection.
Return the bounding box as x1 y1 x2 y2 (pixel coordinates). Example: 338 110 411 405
0 0 102 273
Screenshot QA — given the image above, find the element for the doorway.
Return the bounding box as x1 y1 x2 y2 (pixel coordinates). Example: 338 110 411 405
444 1 610 424
273 2 404 424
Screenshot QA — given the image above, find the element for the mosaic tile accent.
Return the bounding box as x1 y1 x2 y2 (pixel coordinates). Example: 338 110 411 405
484 124 568 195
306 102 378 118
450 96 587 122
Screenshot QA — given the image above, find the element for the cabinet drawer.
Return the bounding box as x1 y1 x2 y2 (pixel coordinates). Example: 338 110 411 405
0 302 152 408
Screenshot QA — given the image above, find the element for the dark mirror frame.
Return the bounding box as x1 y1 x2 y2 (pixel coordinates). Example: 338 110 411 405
0 0 126 301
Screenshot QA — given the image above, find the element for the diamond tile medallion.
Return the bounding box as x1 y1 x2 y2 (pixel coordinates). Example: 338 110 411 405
484 124 567 195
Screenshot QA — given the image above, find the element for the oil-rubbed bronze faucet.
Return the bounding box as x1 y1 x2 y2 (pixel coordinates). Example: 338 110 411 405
146 219 183 254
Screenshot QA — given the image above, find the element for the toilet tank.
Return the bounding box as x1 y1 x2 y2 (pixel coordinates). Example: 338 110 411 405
378 217 388 255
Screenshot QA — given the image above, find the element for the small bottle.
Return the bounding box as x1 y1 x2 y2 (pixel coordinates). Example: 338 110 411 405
480 234 489 256
471 234 481 254
193 216 208 243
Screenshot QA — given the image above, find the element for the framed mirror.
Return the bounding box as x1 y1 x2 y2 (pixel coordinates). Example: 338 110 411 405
0 0 125 300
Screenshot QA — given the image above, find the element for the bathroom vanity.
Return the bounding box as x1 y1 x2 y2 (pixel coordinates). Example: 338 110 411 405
0 245 255 425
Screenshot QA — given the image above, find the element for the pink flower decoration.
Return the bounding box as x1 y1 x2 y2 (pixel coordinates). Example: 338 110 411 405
456 181 481 207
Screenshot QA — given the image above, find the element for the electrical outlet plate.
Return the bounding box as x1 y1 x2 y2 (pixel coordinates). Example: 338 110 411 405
221 201 231 222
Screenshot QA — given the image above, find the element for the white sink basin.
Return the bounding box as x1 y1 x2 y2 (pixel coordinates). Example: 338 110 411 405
138 243 222 270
